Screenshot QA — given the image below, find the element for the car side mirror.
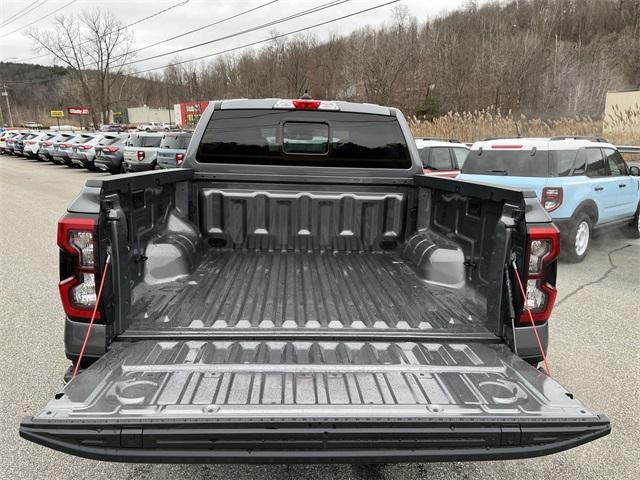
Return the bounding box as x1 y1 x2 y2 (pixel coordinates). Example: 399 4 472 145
629 165 640 176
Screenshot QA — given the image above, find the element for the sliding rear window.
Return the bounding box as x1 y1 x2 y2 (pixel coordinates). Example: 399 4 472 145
196 109 411 168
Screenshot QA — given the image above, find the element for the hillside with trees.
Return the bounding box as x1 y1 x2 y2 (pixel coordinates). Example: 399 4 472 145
1 0 638 128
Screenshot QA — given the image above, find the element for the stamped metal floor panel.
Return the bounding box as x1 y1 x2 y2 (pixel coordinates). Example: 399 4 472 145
128 251 488 334
21 340 609 462
32 340 595 421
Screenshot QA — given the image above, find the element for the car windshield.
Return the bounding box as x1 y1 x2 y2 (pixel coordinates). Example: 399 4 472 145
160 134 191 149
197 109 411 168
461 149 550 177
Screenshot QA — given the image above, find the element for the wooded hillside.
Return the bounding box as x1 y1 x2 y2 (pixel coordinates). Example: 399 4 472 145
1 0 638 126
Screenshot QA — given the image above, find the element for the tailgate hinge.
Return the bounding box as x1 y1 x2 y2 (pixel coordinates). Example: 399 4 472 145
500 424 522 446
120 427 143 448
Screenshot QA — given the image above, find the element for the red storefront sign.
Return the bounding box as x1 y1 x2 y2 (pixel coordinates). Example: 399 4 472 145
175 101 209 126
67 107 90 115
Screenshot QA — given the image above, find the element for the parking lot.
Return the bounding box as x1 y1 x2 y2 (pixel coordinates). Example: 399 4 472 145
0 154 638 480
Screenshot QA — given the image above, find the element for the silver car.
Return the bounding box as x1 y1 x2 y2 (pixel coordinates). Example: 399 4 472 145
123 132 163 172
70 133 126 170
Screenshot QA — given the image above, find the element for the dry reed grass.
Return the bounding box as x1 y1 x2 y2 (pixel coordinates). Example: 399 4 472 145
409 106 640 145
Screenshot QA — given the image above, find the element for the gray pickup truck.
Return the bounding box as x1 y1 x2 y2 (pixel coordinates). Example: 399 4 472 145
20 99 609 463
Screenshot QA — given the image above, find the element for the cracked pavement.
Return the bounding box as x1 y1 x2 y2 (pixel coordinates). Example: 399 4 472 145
1 155 639 480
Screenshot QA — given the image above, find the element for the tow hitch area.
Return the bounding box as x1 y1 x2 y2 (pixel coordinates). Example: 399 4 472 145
20 340 610 463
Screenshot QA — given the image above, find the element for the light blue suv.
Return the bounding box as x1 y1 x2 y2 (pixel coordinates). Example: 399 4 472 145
458 137 640 262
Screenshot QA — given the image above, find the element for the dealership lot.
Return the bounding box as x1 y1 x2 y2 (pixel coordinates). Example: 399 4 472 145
0 154 638 480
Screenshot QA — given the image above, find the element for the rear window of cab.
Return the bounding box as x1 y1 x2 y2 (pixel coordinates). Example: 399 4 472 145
196 109 412 169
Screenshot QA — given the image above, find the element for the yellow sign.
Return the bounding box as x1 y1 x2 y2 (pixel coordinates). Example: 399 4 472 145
50 110 64 118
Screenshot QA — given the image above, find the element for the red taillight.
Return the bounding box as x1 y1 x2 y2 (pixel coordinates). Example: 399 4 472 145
26 140 37 144
43 141 53 146
61 143 72 148
274 99 339 110
137 150 145 161
292 99 321 109
175 153 184 166
80 144 93 150
492 145 523 149
58 216 100 320
541 187 563 212
103 146 119 153
519 224 560 324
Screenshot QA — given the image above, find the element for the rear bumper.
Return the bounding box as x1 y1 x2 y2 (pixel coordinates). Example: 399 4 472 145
95 156 120 171
125 161 155 171
20 416 610 464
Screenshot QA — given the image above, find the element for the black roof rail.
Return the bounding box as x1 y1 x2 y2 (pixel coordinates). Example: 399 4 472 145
549 136 609 143
414 137 462 143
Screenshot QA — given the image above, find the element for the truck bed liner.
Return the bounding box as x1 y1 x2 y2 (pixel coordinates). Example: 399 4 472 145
128 250 488 335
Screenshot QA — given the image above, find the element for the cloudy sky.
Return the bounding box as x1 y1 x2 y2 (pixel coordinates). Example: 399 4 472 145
0 0 470 73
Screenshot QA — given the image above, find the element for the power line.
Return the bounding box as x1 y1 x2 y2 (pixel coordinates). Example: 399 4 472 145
10 0 190 62
122 0 190 30
135 0 400 75
3 0 400 85
0 0 48 29
127 0 280 57
122 0 353 67
0 0 78 39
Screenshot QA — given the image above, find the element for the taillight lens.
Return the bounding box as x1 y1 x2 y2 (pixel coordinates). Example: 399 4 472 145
520 225 560 324
81 144 93 150
58 216 100 319
61 143 72 148
137 150 145 160
541 187 563 212
103 146 119 153
175 153 184 166
43 141 53 146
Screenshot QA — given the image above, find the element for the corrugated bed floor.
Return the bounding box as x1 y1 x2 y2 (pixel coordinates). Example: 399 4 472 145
129 250 488 333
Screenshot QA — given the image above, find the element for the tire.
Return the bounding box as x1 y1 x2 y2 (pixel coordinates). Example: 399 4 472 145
629 204 640 239
563 213 592 263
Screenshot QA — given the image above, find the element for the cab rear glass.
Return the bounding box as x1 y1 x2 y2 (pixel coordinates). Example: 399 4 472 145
196 109 411 168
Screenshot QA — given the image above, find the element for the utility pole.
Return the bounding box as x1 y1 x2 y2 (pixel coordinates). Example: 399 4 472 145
2 85 14 127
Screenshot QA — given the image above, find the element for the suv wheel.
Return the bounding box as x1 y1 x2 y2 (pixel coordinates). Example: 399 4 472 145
564 213 592 263
629 205 640 239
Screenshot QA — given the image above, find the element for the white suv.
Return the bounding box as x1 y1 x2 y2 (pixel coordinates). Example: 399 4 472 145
414 137 469 177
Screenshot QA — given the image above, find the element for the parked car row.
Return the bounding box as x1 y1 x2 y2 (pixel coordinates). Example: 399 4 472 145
411 135 639 261
0 129 193 174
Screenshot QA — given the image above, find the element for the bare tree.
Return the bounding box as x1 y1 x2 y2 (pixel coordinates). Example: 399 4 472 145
28 9 134 127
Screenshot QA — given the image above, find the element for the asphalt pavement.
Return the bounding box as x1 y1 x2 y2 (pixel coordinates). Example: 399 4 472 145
1 154 638 480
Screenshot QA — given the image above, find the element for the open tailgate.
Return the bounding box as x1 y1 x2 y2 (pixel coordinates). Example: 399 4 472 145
20 340 609 463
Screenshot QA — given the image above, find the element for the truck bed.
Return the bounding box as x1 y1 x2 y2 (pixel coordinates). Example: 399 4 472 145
127 250 490 336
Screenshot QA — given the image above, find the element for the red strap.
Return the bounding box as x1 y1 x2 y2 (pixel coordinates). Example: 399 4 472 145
511 262 552 376
72 253 111 379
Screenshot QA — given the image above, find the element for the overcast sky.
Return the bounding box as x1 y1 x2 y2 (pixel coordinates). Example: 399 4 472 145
0 0 469 73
